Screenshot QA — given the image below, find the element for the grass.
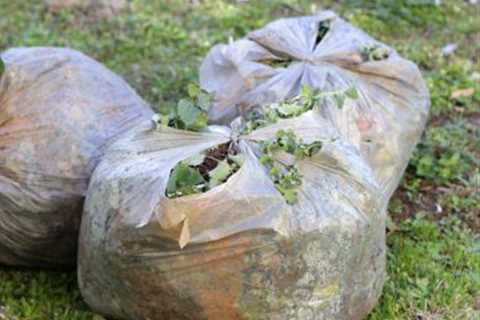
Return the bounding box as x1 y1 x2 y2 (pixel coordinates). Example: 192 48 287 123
0 0 479 319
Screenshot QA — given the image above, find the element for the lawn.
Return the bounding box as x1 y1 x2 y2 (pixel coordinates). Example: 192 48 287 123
0 0 479 319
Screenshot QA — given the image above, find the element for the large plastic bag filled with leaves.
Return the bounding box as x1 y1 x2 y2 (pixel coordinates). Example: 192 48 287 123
200 11 430 199
0 47 153 267
78 12 429 320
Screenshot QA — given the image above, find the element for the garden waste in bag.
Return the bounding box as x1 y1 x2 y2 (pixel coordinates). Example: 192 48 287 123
0 47 153 267
78 11 429 320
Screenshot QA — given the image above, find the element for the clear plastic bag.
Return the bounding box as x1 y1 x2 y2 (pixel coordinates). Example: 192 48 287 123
0 47 153 267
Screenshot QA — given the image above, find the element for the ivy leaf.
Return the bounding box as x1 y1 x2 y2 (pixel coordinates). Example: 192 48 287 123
187 83 200 98
345 87 359 99
276 130 297 154
229 154 244 167
361 43 390 61
276 102 304 117
269 166 281 181
266 109 280 123
177 99 198 123
278 186 298 205
372 47 390 61
259 154 274 167
0 57 4 76
300 85 312 98
208 160 233 188
171 162 205 188
197 92 212 111
305 141 323 157
334 94 346 109
177 99 208 131
188 112 208 131
166 162 205 197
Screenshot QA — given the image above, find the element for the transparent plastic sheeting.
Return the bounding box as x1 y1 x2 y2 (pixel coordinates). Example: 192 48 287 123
78 12 429 320
0 48 153 267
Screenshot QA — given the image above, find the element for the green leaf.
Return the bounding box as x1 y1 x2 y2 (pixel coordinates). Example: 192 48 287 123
208 160 233 187
167 162 205 197
177 99 208 131
334 93 346 109
177 99 198 123
276 130 297 154
197 92 212 111
187 83 200 98
345 87 359 99
266 109 280 123
305 141 322 157
0 57 4 76
372 47 390 61
229 154 244 167
269 166 281 180
278 186 298 205
260 154 273 167
188 111 208 131
276 102 304 117
300 85 312 98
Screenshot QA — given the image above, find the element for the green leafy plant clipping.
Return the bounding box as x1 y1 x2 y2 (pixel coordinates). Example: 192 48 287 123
0 57 4 76
166 161 206 197
161 84 358 205
243 85 359 204
153 83 212 131
165 143 242 199
259 129 322 204
155 85 243 199
244 84 359 133
360 43 390 61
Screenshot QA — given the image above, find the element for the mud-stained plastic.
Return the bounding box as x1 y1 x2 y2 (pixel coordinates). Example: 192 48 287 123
78 12 429 320
0 47 153 268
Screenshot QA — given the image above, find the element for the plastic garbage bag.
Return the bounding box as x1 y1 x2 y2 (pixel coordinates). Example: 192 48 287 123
0 47 153 267
78 11 429 320
79 113 384 320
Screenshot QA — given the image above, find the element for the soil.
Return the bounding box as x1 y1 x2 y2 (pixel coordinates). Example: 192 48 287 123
196 142 237 179
391 180 480 233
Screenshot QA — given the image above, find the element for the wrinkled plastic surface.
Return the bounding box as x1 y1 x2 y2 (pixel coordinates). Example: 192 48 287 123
0 47 153 267
78 12 429 320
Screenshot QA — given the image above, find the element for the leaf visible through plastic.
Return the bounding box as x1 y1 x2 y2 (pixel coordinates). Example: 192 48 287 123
0 57 4 76
360 43 390 61
243 85 359 133
208 160 233 188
